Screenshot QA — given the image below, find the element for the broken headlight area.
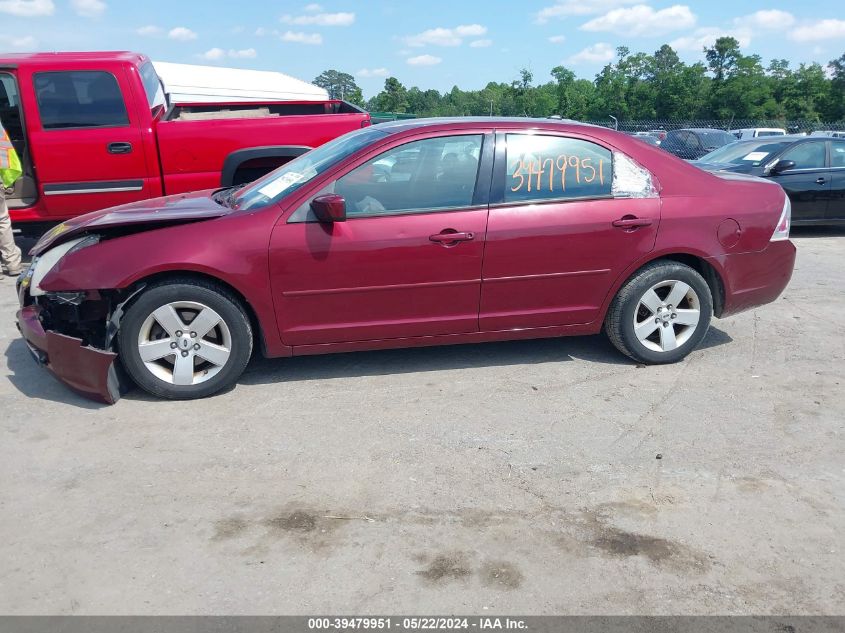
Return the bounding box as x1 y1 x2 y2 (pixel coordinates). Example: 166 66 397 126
18 287 139 404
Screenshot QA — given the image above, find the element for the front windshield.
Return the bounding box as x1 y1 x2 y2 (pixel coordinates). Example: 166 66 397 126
699 139 792 166
233 127 388 210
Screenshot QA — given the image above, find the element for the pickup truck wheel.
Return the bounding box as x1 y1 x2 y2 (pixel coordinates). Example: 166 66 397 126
118 281 253 400
605 261 713 365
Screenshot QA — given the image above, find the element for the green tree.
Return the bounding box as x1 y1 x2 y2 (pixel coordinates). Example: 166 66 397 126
313 69 361 101
372 77 409 113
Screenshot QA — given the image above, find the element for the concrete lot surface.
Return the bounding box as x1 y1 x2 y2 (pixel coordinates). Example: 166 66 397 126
0 229 842 615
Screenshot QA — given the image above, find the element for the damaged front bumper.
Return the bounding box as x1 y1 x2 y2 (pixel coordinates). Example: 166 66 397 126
16 304 124 404
15 273 134 405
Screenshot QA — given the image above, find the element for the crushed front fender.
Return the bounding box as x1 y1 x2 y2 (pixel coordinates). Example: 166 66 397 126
16 305 125 404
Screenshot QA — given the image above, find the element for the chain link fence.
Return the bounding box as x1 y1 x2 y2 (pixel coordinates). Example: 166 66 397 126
583 119 845 135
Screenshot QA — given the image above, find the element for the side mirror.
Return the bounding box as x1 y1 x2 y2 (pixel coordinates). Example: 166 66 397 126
310 194 346 223
770 159 796 175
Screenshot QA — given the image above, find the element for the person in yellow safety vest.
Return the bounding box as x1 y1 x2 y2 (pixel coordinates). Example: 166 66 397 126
0 117 23 277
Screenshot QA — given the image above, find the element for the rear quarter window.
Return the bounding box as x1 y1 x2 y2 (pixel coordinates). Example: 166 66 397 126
505 134 612 203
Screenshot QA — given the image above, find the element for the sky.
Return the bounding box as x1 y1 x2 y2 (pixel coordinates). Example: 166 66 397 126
0 0 843 98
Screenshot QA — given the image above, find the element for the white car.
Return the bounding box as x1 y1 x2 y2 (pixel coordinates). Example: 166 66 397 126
810 130 845 138
732 128 787 140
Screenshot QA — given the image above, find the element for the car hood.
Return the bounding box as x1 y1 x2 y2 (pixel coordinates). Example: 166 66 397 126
31 190 230 256
690 161 751 173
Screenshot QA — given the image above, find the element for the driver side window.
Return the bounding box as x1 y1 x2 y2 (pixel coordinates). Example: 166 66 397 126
335 135 483 218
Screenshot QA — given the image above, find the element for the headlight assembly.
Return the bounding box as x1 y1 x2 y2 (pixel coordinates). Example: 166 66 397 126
28 235 100 297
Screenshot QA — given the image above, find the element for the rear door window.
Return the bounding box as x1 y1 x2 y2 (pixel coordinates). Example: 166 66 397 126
830 141 845 168
34 71 129 129
504 134 612 203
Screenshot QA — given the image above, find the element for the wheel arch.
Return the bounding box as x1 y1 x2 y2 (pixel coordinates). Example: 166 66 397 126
600 251 727 322
220 145 312 187
122 270 269 357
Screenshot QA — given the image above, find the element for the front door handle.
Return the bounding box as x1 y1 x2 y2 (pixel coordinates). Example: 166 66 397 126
612 216 653 229
816 177 826 185
429 230 475 244
107 142 133 154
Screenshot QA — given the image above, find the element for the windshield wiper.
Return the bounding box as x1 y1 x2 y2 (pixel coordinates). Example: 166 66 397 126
213 184 247 209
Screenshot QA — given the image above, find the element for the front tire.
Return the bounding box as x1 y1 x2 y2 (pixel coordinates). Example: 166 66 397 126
118 280 253 400
605 261 713 365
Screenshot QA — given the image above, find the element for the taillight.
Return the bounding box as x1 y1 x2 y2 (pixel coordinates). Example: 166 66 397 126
771 195 791 241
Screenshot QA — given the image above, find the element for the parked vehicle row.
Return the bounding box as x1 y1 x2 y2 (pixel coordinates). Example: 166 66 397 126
17 119 795 404
0 51 370 236
693 136 845 224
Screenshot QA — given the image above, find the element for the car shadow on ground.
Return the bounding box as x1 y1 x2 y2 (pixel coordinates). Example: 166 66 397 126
4 338 107 409
791 225 845 238
237 326 733 388
4 313 732 407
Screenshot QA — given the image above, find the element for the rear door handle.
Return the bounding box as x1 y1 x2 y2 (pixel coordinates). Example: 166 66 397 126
612 216 653 229
429 230 475 244
816 177 826 185
107 142 133 154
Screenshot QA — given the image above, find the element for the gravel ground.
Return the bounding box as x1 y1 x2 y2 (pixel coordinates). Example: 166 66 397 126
0 228 842 615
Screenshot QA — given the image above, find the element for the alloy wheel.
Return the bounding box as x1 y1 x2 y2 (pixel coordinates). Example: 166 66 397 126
136 301 232 386
633 280 701 353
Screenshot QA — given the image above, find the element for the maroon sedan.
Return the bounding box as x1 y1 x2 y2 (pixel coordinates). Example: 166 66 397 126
16 118 795 403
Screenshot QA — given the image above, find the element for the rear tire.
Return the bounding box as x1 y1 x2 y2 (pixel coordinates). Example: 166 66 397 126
605 261 712 365
118 280 253 400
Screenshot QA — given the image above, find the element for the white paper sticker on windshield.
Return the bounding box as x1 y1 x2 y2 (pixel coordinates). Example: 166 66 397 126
743 151 769 161
257 171 308 199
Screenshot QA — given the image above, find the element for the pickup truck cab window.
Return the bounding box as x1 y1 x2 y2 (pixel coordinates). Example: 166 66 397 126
139 62 166 110
34 71 129 129
504 134 612 203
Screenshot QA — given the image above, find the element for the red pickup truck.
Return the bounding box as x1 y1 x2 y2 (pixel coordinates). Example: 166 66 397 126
0 51 370 235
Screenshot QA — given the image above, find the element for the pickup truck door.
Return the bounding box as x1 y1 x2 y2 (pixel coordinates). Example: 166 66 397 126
19 65 152 219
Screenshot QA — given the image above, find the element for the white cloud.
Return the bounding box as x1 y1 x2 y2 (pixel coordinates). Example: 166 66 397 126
199 47 226 61
357 67 390 77
535 0 636 24
0 0 54 17
280 30 322 45
548 35 566 43
0 33 37 49
136 25 162 37
670 27 751 51
406 24 487 47
229 48 256 59
733 10 794 30
71 0 105 17
168 26 198 41
566 42 615 64
255 27 279 37
199 47 257 61
789 19 845 42
280 11 355 26
303 3 322 11
470 39 492 47
407 54 442 66
581 4 696 36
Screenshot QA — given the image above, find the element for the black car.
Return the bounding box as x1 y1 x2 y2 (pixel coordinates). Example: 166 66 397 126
661 128 737 160
693 135 845 224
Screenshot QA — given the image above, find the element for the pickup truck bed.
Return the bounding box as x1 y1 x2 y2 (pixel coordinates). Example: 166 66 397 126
0 51 370 235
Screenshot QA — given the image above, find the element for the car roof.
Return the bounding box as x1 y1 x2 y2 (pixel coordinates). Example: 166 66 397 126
0 51 146 67
374 116 604 135
673 128 734 133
